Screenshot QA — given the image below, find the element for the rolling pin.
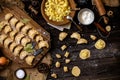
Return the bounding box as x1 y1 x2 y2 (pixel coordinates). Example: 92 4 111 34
94 0 108 24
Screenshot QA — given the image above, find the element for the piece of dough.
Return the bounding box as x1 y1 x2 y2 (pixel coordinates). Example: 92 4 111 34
90 35 97 40
55 54 61 59
64 51 69 58
71 66 81 77
79 49 90 59
55 61 61 68
63 66 68 72
61 45 67 51
59 32 68 41
51 73 57 78
70 32 81 40
95 39 106 49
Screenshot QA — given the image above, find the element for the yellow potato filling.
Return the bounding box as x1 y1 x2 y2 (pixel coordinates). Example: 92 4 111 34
44 0 71 22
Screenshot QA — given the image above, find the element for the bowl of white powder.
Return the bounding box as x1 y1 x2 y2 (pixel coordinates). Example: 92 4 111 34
77 8 94 25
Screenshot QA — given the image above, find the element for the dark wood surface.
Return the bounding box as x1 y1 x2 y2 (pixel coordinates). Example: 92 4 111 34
21 0 120 80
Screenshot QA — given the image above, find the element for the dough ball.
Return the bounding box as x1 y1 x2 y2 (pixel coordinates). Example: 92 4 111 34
71 66 81 77
79 49 90 59
95 39 106 49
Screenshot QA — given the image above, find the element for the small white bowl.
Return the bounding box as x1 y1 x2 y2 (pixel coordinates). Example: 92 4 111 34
77 8 95 25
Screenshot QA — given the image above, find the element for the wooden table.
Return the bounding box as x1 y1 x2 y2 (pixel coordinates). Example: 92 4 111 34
1 0 120 80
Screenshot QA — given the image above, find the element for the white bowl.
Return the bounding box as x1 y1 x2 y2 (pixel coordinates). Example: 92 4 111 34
77 8 95 25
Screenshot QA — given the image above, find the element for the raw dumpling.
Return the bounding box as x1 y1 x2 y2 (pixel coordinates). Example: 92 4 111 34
15 34 25 44
9 42 17 52
59 32 68 41
4 38 13 48
77 38 88 44
35 34 43 42
28 29 39 39
0 34 7 44
70 32 81 40
38 41 49 49
9 30 18 40
9 17 19 27
79 49 90 59
3 25 12 34
21 25 32 34
21 37 31 46
19 51 29 60
5 13 13 21
25 55 35 65
13 45 23 56
0 21 8 31
16 22 25 31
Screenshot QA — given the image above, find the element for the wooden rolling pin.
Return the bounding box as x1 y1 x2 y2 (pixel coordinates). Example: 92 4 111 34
94 0 108 24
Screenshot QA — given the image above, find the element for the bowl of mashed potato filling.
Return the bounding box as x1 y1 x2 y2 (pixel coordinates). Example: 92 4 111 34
41 0 76 26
